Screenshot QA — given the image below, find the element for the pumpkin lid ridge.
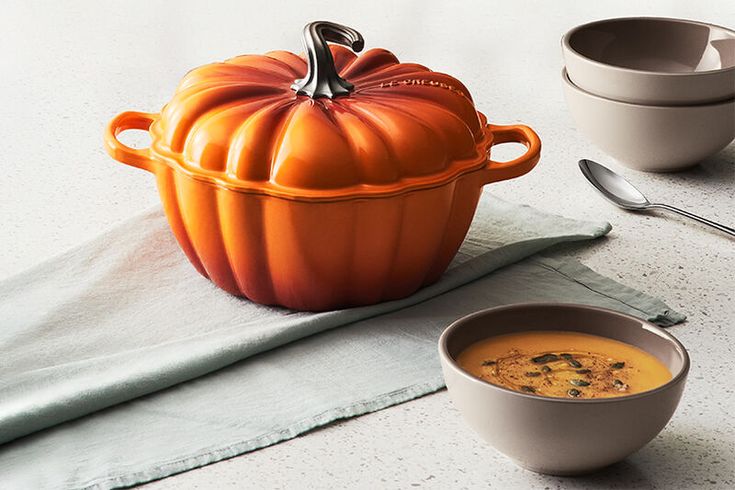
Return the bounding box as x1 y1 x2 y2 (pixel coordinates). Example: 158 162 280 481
149 30 491 200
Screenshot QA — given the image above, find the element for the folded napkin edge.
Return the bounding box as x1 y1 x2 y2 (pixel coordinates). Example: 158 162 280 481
70 380 447 490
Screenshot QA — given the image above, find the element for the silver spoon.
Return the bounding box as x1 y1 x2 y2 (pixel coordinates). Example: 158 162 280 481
579 159 735 238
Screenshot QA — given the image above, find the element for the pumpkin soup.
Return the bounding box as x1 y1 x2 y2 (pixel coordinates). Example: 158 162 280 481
458 331 671 399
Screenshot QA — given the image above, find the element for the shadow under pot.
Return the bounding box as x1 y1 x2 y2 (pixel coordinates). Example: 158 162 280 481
104 21 541 311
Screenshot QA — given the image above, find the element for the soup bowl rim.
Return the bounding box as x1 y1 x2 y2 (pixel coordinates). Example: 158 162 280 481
561 16 735 76
438 302 690 404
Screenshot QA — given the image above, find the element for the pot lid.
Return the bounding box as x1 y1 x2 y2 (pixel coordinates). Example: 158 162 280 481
149 21 490 199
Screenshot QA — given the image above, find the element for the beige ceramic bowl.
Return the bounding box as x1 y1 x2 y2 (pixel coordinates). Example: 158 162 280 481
562 69 735 172
562 17 735 105
438 303 689 476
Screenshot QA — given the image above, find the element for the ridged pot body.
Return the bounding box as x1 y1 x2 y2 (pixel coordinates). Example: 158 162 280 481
154 164 485 311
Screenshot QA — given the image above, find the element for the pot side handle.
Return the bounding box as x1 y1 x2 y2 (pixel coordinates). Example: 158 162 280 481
104 111 158 173
482 124 541 184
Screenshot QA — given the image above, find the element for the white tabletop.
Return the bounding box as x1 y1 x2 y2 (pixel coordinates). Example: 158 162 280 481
2 1 733 488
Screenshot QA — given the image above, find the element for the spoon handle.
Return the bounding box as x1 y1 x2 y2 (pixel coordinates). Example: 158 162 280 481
651 203 735 238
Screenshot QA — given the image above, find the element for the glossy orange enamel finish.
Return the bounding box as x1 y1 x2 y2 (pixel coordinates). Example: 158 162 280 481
153 46 491 199
104 46 541 311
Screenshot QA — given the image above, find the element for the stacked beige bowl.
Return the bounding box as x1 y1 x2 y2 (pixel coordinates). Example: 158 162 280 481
562 17 735 172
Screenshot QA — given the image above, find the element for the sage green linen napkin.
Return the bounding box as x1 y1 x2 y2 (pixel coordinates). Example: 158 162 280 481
0 194 684 489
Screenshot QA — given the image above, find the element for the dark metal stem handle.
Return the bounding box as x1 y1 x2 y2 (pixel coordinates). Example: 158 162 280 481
291 21 364 99
651 203 735 238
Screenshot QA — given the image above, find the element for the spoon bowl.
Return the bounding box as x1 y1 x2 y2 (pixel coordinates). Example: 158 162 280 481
579 159 649 209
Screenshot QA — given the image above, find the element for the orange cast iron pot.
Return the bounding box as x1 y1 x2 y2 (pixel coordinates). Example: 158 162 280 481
104 21 541 311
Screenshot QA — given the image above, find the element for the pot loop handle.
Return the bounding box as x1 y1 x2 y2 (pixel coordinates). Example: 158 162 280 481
104 111 158 173
483 124 541 184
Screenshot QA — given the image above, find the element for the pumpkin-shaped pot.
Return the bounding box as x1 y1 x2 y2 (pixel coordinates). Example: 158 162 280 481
104 21 541 311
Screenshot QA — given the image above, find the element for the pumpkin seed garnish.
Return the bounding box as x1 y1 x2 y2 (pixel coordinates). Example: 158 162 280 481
613 379 628 391
541 365 552 373
570 379 591 387
575 369 591 374
560 353 573 360
525 371 541 377
611 361 625 369
567 388 581 397
521 385 536 393
481 360 496 366
531 353 559 364
568 359 583 368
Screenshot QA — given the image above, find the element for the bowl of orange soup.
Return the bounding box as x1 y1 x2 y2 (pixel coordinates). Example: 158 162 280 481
438 303 689 475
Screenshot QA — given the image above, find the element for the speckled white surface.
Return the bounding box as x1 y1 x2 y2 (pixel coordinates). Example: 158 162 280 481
1 1 733 489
